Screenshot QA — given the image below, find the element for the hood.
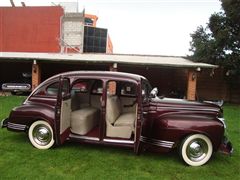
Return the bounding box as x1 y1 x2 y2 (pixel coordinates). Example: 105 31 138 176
150 97 222 117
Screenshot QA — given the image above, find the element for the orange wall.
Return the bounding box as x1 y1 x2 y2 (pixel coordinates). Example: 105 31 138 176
84 14 98 27
106 35 113 54
0 6 63 52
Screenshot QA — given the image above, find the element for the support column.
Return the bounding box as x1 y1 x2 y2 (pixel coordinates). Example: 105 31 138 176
32 60 41 90
109 62 118 72
187 69 197 100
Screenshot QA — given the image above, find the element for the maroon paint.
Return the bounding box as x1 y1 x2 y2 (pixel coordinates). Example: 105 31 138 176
3 71 232 155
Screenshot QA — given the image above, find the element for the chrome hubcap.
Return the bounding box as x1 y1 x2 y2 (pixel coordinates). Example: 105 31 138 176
187 139 208 162
33 125 52 146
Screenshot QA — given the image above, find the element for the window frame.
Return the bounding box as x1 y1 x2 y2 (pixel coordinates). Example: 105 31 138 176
106 79 138 98
32 80 60 98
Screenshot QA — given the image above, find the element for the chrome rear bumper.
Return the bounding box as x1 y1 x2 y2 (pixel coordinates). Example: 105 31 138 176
1 118 8 128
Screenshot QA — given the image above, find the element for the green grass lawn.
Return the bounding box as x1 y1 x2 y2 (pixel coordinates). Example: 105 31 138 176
0 96 239 179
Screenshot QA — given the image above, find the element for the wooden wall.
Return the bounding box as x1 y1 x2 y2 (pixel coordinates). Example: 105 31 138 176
197 68 240 103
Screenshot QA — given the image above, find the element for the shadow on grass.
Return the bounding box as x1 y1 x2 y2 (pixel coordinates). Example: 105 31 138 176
60 140 181 165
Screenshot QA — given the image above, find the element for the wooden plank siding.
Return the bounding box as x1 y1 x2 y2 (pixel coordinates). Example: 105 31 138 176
197 68 240 103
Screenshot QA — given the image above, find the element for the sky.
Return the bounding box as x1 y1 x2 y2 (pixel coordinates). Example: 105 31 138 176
0 0 222 56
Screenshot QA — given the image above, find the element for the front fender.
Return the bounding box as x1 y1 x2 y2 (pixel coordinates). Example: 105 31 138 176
150 112 224 151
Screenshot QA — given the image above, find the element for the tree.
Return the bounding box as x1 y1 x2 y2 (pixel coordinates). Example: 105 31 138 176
189 0 240 76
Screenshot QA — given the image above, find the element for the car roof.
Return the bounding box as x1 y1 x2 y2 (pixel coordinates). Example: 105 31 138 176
48 71 147 82
26 71 147 103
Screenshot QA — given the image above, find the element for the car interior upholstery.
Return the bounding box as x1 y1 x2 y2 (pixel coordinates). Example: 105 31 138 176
106 95 136 139
69 79 137 139
70 80 101 135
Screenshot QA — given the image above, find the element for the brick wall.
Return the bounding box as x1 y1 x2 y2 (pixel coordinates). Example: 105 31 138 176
187 70 197 100
32 63 41 90
0 6 63 52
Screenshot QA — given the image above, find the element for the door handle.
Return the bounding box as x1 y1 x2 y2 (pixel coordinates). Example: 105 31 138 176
56 109 61 115
143 111 148 115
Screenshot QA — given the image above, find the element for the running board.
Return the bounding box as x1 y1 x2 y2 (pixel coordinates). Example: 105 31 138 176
69 133 100 141
103 139 134 144
69 134 134 145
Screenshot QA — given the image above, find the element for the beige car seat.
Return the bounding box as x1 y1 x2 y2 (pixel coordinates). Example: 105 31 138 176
106 95 136 138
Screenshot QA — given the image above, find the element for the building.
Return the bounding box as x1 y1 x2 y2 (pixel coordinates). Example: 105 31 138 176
0 4 239 103
0 52 218 102
0 5 113 53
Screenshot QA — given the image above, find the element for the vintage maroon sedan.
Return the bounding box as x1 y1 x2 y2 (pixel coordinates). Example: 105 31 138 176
1 71 232 166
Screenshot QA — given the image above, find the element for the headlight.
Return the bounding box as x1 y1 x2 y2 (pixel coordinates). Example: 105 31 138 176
218 117 226 129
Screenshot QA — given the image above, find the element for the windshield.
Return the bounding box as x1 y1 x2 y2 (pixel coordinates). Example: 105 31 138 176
141 79 152 102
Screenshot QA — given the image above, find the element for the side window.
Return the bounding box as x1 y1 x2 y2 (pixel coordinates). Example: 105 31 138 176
107 81 117 95
33 81 59 97
71 81 88 94
142 80 152 101
106 80 137 97
46 82 59 96
91 80 103 94
120 82 136 97
62 79 70 96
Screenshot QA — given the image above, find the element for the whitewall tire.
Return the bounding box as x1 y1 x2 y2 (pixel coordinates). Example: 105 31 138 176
28 120 55 150
180 134 213 166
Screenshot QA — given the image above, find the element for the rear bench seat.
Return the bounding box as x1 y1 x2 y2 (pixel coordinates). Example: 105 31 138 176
106 95 136 138
71 107 99 135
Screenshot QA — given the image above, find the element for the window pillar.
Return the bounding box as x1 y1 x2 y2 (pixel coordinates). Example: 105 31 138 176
108 63 118 94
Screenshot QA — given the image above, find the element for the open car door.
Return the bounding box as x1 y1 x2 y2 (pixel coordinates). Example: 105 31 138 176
55 76 71 145
134 80 150 153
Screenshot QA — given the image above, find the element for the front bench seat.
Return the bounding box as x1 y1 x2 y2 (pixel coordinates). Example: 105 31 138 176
71 107 99 135
106 95 136 138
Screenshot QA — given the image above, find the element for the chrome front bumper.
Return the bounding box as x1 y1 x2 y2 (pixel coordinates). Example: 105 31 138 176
219 136 233 155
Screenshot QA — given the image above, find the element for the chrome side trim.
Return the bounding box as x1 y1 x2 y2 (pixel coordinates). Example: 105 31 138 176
103 139 134 144
156 106 219 113
7 122 26 131
140 136 174 148
69 134 100 141
218 117 226 129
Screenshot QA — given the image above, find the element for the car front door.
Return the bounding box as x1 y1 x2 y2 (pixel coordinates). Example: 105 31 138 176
134 80 150 153
55 76 71 145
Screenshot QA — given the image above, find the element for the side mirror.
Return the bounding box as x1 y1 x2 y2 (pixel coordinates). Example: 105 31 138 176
150 87 158 98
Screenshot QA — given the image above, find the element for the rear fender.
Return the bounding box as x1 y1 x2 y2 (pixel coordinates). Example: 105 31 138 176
8 103 62 145
8 104 55 129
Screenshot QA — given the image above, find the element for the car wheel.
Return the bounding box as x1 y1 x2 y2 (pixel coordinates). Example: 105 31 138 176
180 134 213 166
28 120 54 149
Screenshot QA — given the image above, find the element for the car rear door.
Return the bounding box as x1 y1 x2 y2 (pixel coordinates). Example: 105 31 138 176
55 76 71 144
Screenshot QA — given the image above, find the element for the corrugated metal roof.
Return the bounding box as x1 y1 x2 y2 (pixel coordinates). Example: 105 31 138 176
0 52 217 68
